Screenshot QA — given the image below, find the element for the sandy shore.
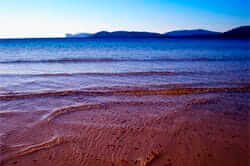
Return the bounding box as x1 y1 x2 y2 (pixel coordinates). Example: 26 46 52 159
0 86 249 166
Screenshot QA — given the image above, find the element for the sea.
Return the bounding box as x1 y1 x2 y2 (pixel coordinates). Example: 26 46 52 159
0 38 249 94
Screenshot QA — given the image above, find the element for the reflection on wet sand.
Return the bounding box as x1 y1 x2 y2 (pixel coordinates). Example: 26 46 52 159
0 84 249 166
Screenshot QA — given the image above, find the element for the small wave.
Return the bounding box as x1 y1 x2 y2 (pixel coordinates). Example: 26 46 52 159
42 71 179 76
0 58 122 64
41 101 169 122
0 71 197 78
0 136 67 164
0 57 248 64
0 86 249 101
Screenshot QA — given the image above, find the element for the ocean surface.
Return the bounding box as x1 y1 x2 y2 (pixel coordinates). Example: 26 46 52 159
0 38 249 94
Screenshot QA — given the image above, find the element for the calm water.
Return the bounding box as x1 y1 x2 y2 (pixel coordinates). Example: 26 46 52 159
0 38 249 93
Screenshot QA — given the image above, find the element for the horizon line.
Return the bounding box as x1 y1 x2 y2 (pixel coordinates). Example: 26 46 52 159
0 25 249 40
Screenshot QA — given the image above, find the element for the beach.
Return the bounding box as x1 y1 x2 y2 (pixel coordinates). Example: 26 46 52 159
0 38 249 166
0 84 249 166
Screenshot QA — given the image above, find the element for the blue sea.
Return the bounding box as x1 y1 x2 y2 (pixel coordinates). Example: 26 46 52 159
0 38 249 94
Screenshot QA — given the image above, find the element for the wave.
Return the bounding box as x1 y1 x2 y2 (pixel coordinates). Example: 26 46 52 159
41 101 171 122
0 58 120 64
40 71 180 76
0 71 193 77
0 136 67 164
0 57 248 64
1 86 250 101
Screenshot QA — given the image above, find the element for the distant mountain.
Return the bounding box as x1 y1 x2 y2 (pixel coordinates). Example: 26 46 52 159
65 33 92 38
165 29 221 37
220 26 250 38
65 26 250 39
92 31 162 38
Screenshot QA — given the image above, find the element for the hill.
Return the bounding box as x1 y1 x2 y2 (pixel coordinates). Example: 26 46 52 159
220 26 250 38
165 29 221 37
65 26 250 39
91 31 162 38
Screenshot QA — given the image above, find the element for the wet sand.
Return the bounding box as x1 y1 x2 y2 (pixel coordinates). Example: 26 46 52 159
0 85 249 166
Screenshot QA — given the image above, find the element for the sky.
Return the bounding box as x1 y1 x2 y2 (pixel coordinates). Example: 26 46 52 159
0 0 249 38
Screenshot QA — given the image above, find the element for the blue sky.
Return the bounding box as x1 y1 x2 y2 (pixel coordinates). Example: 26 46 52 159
0 0 249 38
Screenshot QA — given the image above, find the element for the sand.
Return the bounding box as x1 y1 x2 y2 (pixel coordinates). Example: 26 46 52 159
0 86 249 166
